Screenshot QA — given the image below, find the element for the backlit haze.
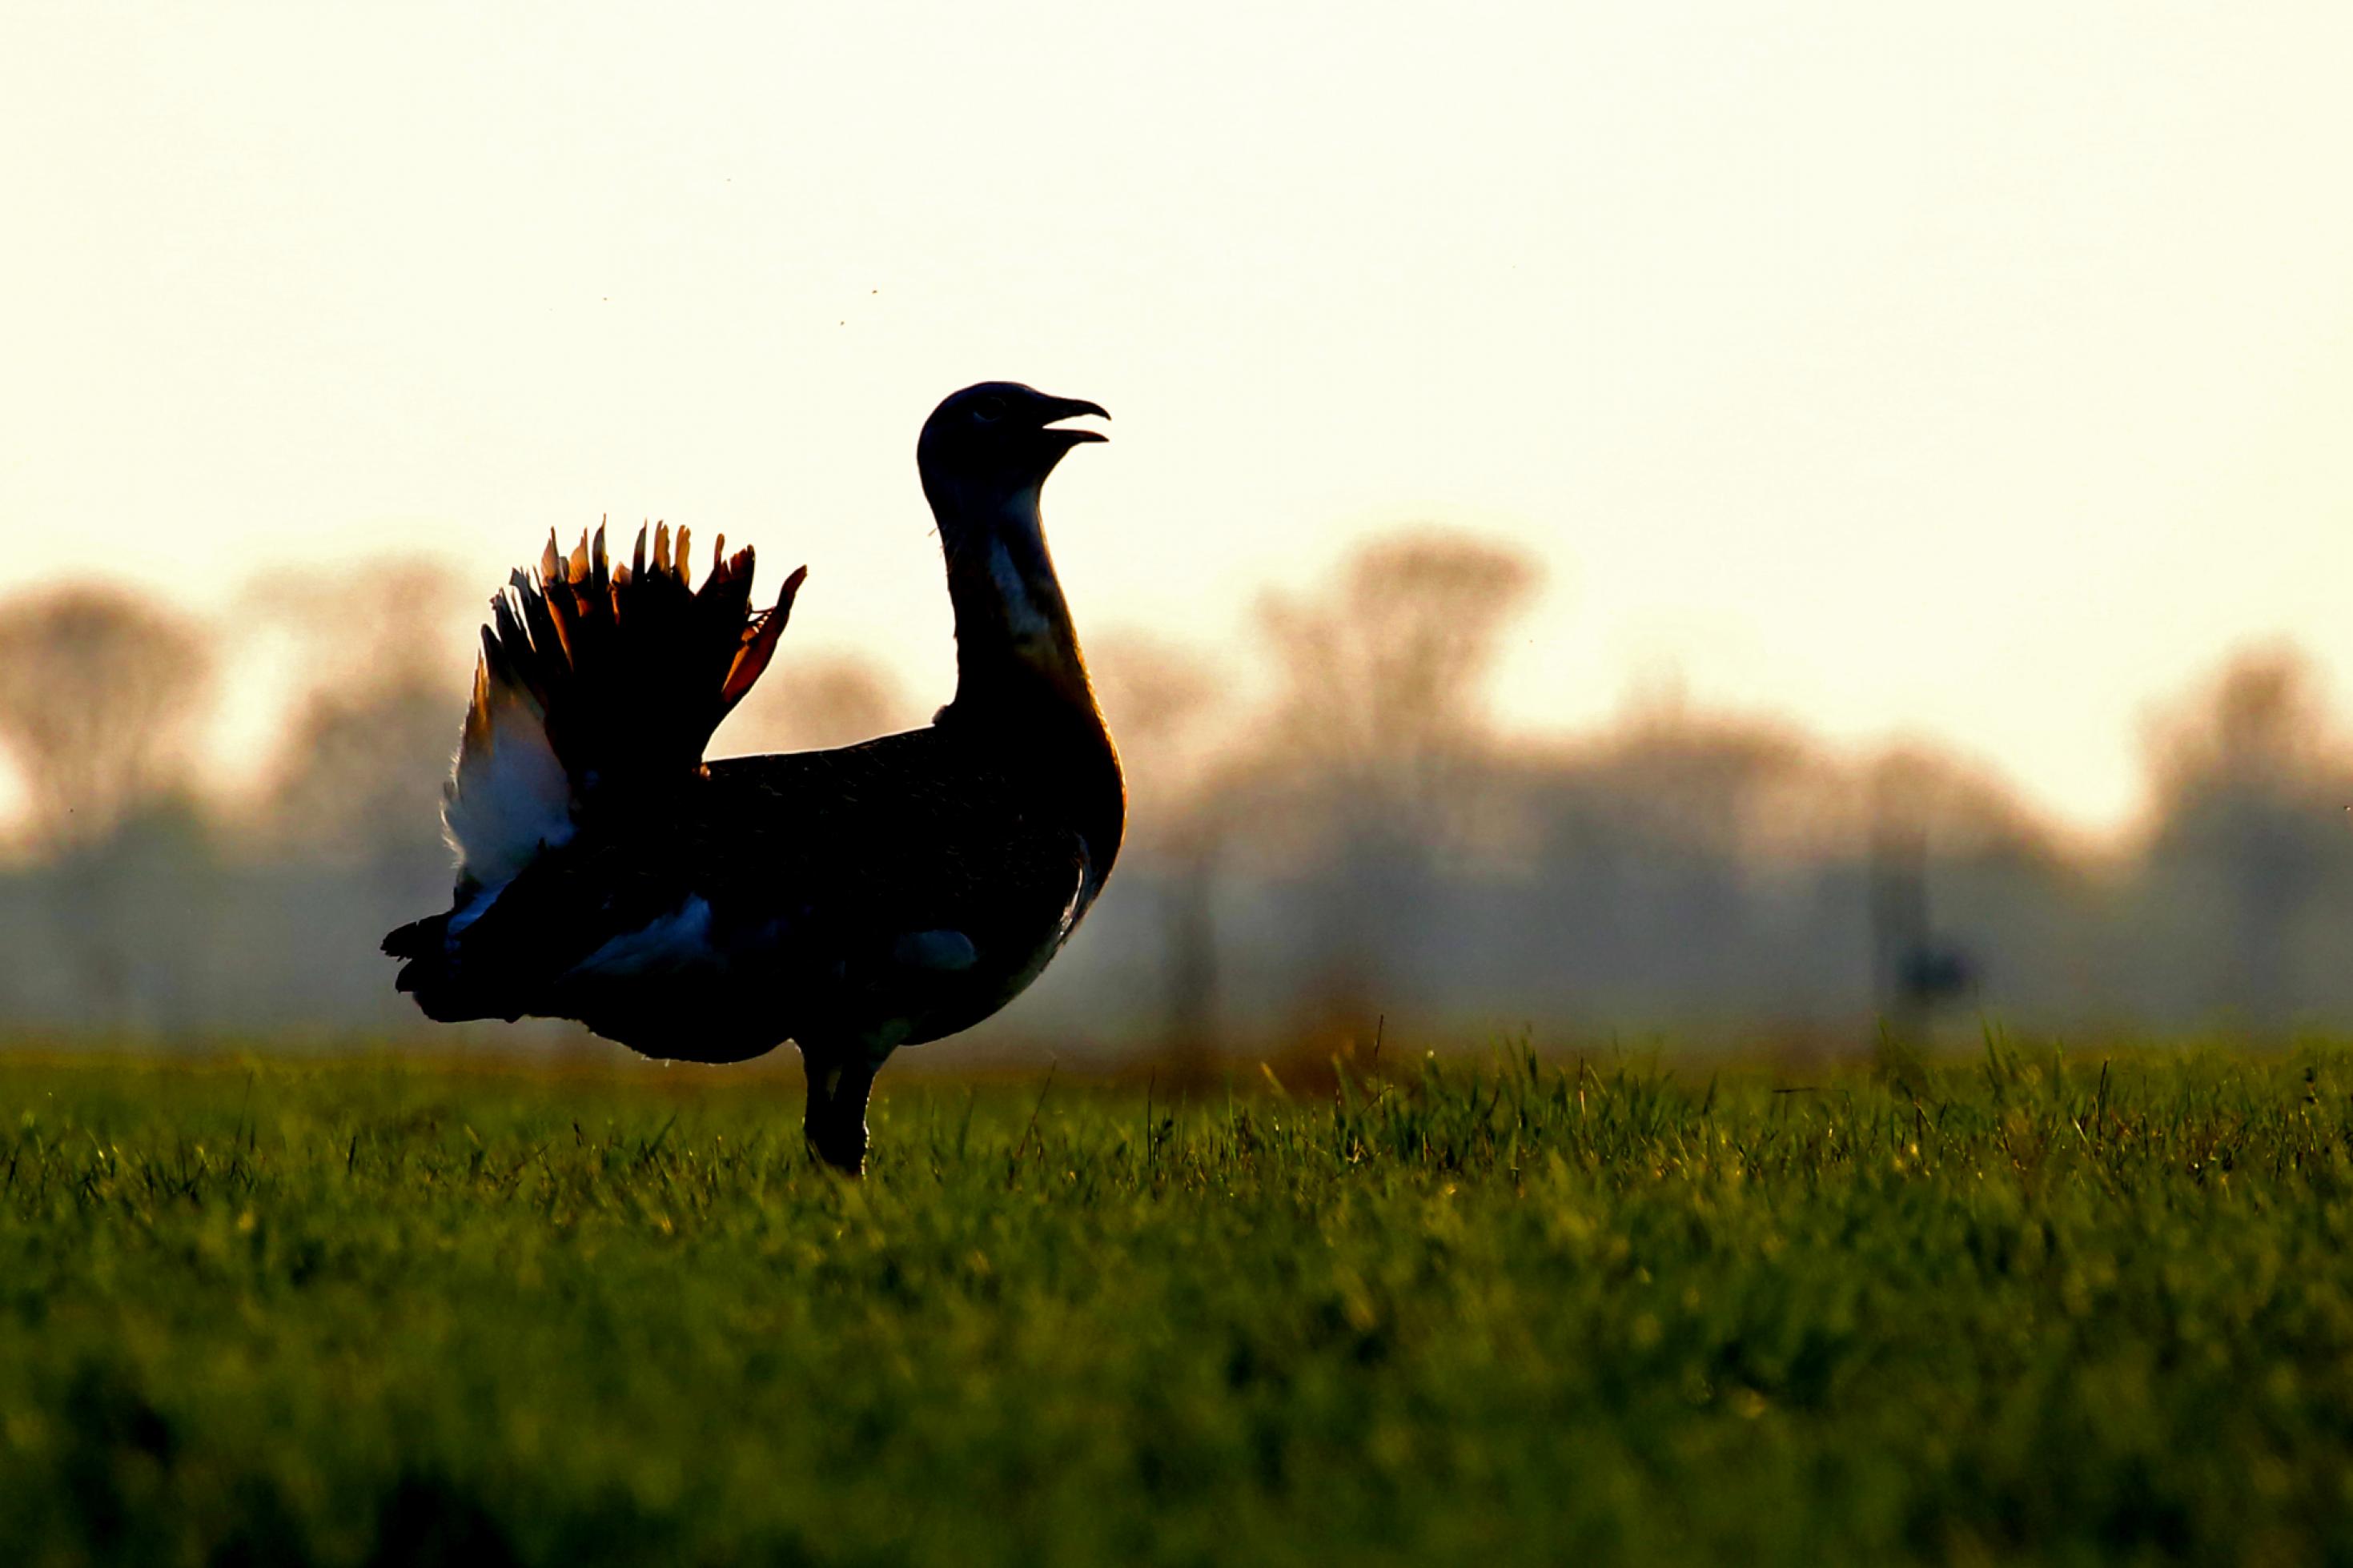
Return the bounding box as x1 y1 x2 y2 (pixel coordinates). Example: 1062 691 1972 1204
7 3 2353 840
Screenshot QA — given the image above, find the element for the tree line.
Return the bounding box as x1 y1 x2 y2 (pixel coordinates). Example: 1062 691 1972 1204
1 534 2347 1049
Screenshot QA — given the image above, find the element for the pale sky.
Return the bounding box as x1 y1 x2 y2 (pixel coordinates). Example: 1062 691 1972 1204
5 3 2351 836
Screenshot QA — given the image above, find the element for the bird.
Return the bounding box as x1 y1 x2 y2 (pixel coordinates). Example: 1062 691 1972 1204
382 383 1123 1173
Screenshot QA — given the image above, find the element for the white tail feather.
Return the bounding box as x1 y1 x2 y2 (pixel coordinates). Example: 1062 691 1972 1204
443 654 574 888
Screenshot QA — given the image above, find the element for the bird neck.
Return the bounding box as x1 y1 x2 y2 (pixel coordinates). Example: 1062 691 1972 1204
936 483 1100 724
930 480 1127 888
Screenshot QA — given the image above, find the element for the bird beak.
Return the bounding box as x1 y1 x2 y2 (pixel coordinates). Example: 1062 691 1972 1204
1038 396 1110 444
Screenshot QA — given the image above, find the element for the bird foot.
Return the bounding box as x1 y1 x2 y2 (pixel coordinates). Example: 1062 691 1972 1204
801 1052 877 1176
804 1124 868 1177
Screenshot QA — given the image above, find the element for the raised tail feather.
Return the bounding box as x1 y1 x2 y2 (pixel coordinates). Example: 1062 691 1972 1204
440 522 805 891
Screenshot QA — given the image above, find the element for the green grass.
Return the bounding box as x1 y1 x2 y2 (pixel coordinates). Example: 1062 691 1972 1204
3 1039 2352 1566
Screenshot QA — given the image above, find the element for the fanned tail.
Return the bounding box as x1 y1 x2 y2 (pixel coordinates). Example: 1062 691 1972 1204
440 522 805 891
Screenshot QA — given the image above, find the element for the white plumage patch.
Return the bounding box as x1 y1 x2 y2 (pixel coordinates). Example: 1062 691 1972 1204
445 881 504 937
892 928 978 972
443 662 575 888
981 484 1058 645
987 535 1052 643
566 896 716 979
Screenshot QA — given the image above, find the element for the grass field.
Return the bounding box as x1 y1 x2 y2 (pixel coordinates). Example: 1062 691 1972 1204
2 1038 2351 1566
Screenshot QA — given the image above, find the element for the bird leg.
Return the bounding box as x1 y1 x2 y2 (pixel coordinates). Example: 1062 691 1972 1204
801 1050 880 1176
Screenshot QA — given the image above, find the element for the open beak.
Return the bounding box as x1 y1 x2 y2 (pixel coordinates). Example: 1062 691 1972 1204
1038 396 1110 444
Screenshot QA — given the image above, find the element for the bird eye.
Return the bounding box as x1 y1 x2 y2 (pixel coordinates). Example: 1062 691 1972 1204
972 395 1008 424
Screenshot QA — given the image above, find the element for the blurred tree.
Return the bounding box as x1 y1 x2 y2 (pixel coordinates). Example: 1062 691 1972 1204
1257 531 1540 805
235 561 472 1037
0 585 212 852
2147 647 2337 809
1089 631 1235 1065
1249 530 1541 1030
255 561 468 867
1518 707 1823 1017
269 683 456 865
1090 631 1224 793
717 652 914 756
0 585 215 1025
2142 646 2353 1029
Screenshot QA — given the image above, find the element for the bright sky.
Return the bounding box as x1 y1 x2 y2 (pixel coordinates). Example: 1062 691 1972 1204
5 3 2351 836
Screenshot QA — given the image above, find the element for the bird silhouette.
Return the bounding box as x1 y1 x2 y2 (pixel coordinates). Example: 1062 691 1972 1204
383 383 1123 1172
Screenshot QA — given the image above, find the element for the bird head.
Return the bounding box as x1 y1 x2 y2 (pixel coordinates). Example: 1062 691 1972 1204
918 382 1110 518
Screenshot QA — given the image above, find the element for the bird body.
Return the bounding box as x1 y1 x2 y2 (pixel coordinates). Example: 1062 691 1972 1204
385 383 1122 1170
